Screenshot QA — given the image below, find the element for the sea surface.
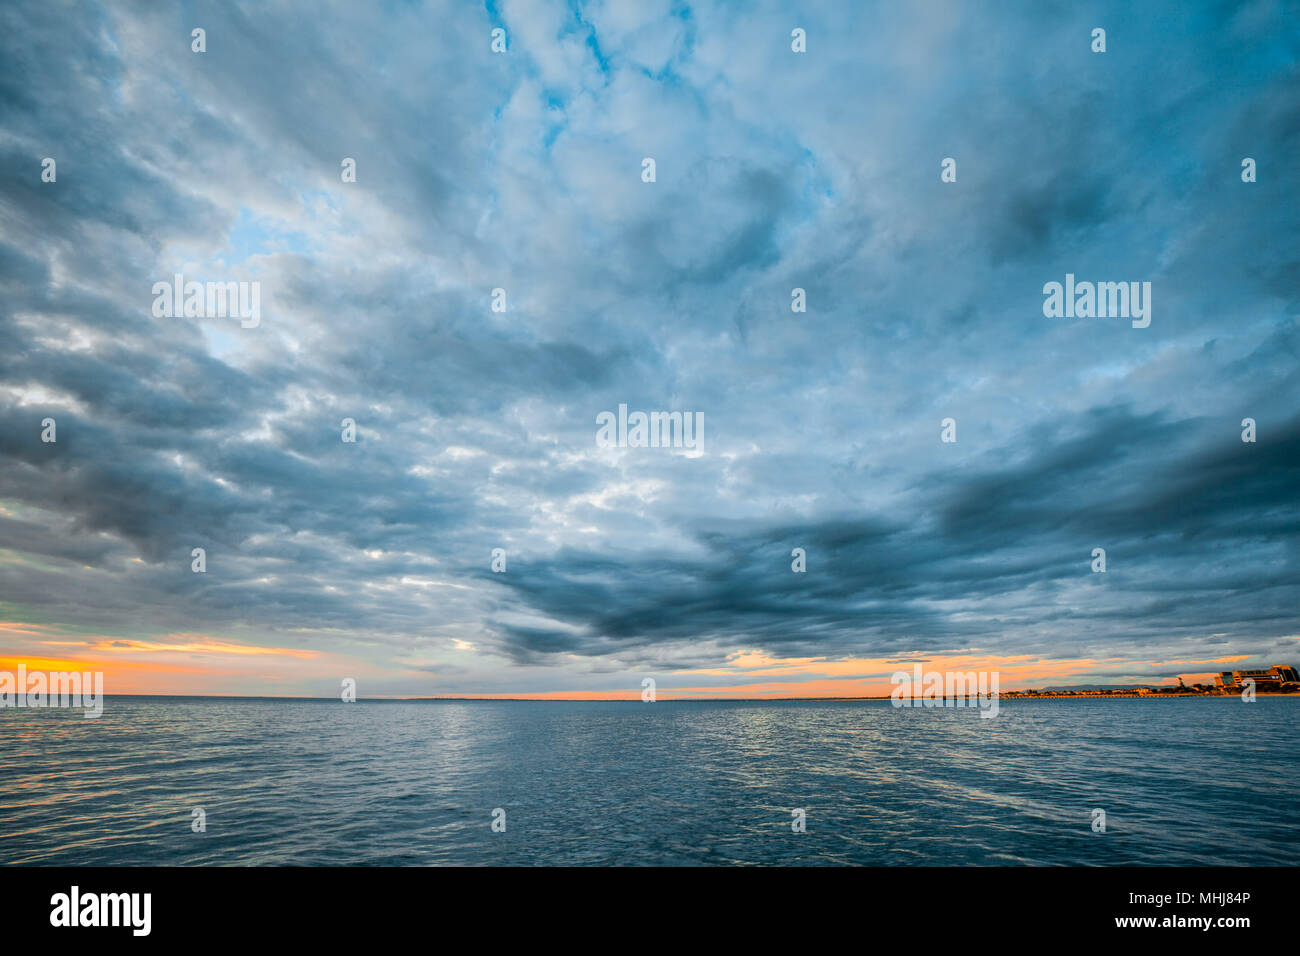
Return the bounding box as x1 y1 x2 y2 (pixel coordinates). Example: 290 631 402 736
1 697 1296 866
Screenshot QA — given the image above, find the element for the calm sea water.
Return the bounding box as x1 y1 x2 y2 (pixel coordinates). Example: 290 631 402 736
1 697 1295 866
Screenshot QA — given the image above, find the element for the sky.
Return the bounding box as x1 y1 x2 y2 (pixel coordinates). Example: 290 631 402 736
1 0 1297 698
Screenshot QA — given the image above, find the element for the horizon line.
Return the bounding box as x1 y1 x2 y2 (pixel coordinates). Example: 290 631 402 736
17 690 1295 703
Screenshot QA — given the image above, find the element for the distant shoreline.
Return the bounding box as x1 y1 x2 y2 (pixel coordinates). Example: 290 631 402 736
18 691 1297 702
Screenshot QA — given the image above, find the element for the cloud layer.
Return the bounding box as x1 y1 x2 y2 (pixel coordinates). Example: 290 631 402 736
1 0 1297 695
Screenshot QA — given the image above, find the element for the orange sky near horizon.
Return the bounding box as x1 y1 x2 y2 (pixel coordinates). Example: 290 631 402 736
0 618 1272 698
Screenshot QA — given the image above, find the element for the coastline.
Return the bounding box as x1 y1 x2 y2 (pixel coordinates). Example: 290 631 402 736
18 691 1295 702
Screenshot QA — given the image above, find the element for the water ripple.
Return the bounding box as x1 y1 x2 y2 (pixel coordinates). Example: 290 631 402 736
0 697 1295 865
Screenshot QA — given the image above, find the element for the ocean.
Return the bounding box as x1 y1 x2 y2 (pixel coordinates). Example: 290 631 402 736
1 697 1295 865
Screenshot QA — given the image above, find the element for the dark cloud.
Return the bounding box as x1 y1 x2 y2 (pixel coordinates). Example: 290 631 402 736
484 407 1299 665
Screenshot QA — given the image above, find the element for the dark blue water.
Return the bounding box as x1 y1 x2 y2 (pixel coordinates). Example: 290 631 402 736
1 697 1295 865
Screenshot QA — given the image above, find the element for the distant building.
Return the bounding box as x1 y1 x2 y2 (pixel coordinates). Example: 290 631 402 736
1214 665 1299 690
